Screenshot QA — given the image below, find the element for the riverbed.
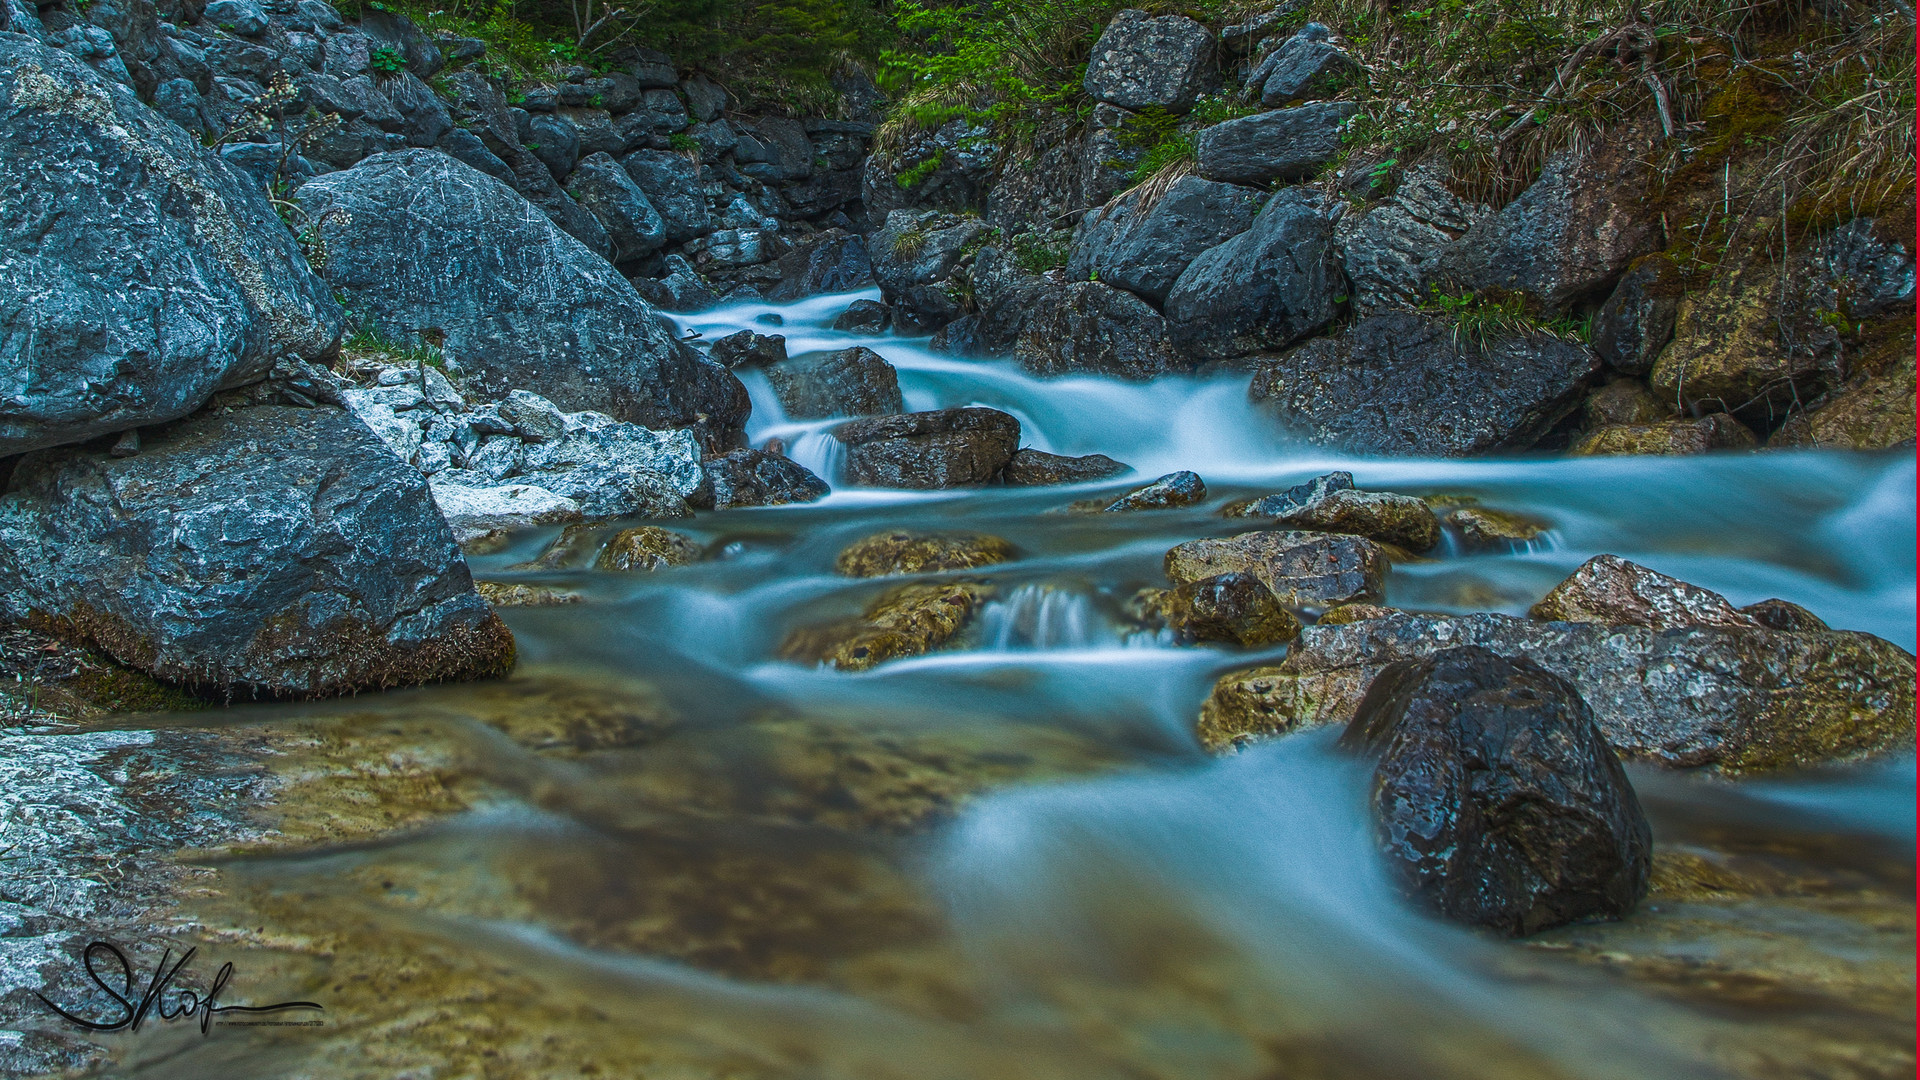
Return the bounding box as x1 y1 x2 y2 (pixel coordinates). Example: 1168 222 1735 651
52 290 1917 1079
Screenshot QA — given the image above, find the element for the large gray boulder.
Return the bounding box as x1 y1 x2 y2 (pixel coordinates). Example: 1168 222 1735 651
1067 176 1264 305
1198 610 1915 773
565 150 667 264
1195 102 1357 186
1336 165 1486 313
296 150 749 450
435 71 610 256
1248 312 1599 455
767 346 903 420
0 37 342 456
1014 282 1184 379
834 407 1021 489
1082 9 1215 112
0 405 514 697
1163 189 1341 361
1433 140 1660 313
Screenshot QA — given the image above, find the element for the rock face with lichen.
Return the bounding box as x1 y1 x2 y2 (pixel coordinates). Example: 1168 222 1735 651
1165 530 1386 610
1223 471 1439 551
1196 609 1914 771
0 406 514 696
1343 646 1652 936
0 37 344 457
780 581 993 671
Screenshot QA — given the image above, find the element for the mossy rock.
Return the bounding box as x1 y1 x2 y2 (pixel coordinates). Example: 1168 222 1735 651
513 523 601 570
1446 506 1548 549
1583 379 1670 427
1770 352 1916 451
1571 414 1756 456
780 582 994 671
595 526 703 571
1649 258 1831 422
834 531 1014 578
475 581 583 607
1316 603 1398 626
1162 572 1301 648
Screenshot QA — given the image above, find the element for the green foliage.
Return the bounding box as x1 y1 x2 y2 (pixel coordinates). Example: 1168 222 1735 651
894 150 943 189
890 225 928 259
668 132 701 153
369 46 408 72
1421 284 1589 343
1010 228 1070 273
342 324 449 371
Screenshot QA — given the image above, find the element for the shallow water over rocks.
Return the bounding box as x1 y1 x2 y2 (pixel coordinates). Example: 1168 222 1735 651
32 292 1914 1079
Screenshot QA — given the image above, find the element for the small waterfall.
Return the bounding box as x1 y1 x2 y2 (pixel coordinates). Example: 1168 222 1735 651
786 429 846 485
976 585 1109 651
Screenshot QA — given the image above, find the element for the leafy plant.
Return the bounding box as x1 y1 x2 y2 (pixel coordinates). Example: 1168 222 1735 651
668 132 701 154
1421 284 1590 344
369 46 408 72
894 150 943 189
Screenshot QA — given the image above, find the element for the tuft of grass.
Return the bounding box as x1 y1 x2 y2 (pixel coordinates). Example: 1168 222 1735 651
1422 285 1591 344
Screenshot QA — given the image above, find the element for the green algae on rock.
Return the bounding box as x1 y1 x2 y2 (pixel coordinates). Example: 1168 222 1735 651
781 581 995 671
595 526 705 571
835 531 1016 578
1571 414 1757 456
1194 611 1915 770
475 581 584 607
1160 572 1301 648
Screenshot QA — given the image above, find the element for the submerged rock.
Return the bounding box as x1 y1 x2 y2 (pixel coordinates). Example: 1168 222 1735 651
0 406 513 696
999 449 1130 486
780 581 993 672
595 526 703 572
1444 506 1547 550
702 448 830 509
1072 470 1206 512
1248 312 1599 456
832 299 892 333
1571 414 1755 456
1529 554 1762 630
766 346 903 420
835 531 1015 578
1165 530 1387 610
1342 646 1652 936
475 581 582 607
1195 610 1915 770
296 150 748 449
1223 471 1439 552
835 408 1022 489
1 38 343 456
708 329 788 370
1162 572 1301 647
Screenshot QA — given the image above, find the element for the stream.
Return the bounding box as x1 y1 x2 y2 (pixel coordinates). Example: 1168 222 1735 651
104 290 1914 1079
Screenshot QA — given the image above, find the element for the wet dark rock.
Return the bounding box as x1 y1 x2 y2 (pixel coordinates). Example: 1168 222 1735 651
1247 312 1600 456
708 330 787 369
1738 598 1829 633
1571 414 1755 457
619 149 711 243
1224 471 1439 551
1591 255 1681 375
1163 572 1300 647
682 74 726 122
835 408 1021 489
780 581 993 672
1165 530 1386 610
1000 449 1130 486
0 406 513 696
1067 176 1264 305
766 346 903 420
702 447 829 509
0 38 342 456
595 526 702 571
1250 23 1360 106
1074 470 1206 512
296 150 748 449
1342 646 1652 936
1335 164 1485 313
766 232 875 301
1164 189 1340 361
1195 103 1357 186
1080 102 1144 207
835 531 1016 578
1582 379 1670 428
832 299 892 333
870 210 990 305
1529 554 1763 631
525 112 579 181
1433 138 1660 314
565 151 667 264
1194 610 1916 771
1082 9 1215 112
631 256 721 312
1014 282 1185 379
1768 353 1917 451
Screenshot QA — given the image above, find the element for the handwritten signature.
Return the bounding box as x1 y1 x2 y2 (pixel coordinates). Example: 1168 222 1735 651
36 942 323 1035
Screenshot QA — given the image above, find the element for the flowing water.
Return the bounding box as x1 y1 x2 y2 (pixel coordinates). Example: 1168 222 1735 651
98 291 1913 1079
